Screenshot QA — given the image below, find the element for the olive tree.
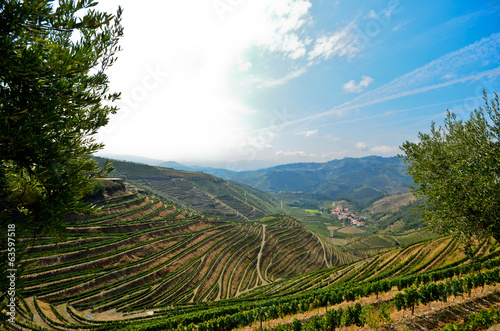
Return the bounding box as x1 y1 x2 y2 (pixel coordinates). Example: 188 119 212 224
1 0 122 237
0 0 122 320
399 92 500 243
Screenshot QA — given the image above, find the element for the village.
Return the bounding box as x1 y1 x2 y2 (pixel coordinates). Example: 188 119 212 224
331 204 367 227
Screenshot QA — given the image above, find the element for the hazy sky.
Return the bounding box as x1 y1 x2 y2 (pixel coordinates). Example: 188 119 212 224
94 0 500 170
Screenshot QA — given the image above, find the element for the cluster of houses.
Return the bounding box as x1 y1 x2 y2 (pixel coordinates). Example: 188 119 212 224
331 205 366 227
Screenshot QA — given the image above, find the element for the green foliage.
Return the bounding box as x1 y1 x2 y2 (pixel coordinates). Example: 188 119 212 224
228 156 411 201
0 0 123 321
400 92 500 242
292 318 302 331
438 306 500 331
360 305 378 330
372 200 425 232
378 303 392 325
0 0 123 236
94 157 279 221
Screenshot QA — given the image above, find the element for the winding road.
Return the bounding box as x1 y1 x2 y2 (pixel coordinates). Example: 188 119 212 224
256 224 268 285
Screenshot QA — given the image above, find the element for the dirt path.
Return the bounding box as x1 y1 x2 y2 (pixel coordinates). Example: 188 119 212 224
256 224 268 285
25 297 53 330
313 233 330 268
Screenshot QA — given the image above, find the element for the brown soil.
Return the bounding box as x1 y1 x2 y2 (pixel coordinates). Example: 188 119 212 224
96 200 164 224
96 196 150 218
66 226 227 306
25 220 209 272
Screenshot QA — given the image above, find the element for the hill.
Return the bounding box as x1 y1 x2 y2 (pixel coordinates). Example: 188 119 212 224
11 185 500 330
93 157 280 222
98 156 413 218
13 186 353 328
207 156 412 203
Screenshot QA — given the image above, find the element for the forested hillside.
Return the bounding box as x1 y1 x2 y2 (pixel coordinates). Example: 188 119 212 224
207 156 412 203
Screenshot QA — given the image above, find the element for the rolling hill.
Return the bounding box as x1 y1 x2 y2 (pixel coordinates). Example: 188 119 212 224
159 156 414 209
93 157 280 222
13 184 353 329
10 183 500 330
223 156 412 200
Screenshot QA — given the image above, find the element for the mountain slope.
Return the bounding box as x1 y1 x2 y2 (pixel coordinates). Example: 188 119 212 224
93 157 279 221
15 187 500 331
20 187 352 314
214 156 413 202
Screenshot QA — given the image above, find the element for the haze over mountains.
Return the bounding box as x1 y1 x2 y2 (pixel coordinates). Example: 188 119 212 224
97 155 412 206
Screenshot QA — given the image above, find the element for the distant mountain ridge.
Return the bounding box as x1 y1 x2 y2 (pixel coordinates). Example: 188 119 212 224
99 155 413 207
212 156 413 202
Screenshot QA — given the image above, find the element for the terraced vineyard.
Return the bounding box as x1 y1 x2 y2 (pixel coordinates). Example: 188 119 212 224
242 235 485 299
6 186 500 330
11 187 351 330
343 229 438 257
93 157 279 222
10 206 499 331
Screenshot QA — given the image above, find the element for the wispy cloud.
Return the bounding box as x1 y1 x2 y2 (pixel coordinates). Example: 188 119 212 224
325 134 342 142
308 21 361 62
255 0 313 60
297 129 318 137
343 75 374 93
392 20 409 32
355 142 367 150
349 32 500 106
371 145 399 154
255 67 308 88
257 32 500 130
275 150 307 157
238 61 252 72
409 10 492 49
307 1 401 64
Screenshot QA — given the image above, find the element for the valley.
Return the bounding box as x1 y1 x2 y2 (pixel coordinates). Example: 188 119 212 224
6 158 500 330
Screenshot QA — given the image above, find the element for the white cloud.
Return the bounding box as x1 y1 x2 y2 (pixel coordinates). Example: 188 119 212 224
442 73 456 80
365 10 378 20
325 134 342 142
308 21 362 61
96 0 318 161
343 75 374 93
252 0 313 60
355 142 367 150
266 32 500 130
297 129 318 137
371 145 399 154
392 21 409 32
346 32 500 106
266 33 308 59
238 61 252 72
275 150 308 157
245 133 275 150
330 110 347 116
255 67 308 88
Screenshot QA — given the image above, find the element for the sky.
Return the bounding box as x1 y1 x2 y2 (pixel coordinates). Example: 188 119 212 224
93 0 500 170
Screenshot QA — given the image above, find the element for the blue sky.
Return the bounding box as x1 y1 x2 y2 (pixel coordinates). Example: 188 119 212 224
95 0 500 170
